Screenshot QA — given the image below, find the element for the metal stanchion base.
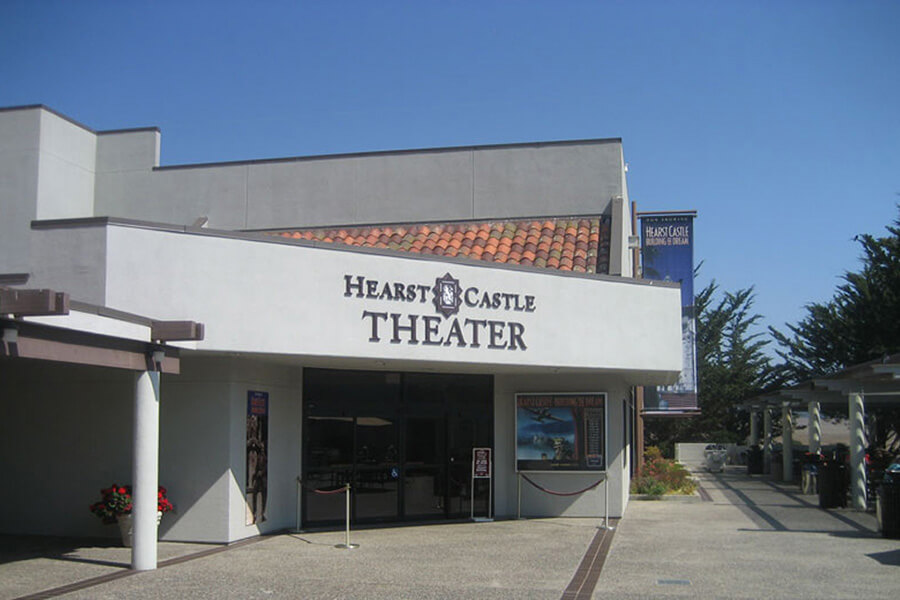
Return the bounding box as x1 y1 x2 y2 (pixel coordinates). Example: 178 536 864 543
335 543 359 549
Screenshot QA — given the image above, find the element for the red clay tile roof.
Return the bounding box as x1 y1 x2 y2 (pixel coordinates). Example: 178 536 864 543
269 216 611 274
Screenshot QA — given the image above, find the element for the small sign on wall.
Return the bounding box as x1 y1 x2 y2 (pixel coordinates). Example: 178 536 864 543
246 390 268 525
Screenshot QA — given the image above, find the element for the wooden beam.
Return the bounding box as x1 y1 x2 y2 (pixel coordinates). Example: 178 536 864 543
0 288 69 316
1 335 179 374
151 320 205 342
1 319 180 374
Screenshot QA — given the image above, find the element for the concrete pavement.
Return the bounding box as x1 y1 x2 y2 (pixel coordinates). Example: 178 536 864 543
1 468 897 599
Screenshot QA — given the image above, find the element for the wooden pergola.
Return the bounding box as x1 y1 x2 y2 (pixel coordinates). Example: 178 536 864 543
743 354 900 511
1 287 203 570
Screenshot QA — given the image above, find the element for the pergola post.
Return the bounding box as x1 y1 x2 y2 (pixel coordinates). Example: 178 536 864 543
132 362 161 570
749 409 759 447
849 391 867 511
808 400 821 455
781 402 793 482
763 408 772 474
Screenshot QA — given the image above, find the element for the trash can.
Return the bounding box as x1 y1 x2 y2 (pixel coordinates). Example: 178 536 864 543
747 447 763 475
877 464 900 538
818 460 848 509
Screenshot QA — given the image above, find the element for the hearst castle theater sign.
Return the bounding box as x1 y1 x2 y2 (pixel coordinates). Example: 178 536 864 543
344 272 536 351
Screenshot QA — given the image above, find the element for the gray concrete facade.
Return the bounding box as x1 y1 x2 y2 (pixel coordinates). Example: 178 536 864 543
1 105 630 276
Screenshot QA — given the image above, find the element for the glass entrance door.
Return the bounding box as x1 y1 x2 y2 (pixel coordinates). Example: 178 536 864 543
403 417 446 518
353 416 399 521
302 368 492 527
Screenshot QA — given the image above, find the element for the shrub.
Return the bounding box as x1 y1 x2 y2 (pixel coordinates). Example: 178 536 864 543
631 446 697 496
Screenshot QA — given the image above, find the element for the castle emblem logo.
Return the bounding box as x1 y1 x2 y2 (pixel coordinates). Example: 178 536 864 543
432 272 462 318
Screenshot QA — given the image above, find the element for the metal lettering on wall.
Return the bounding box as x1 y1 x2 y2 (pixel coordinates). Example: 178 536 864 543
343 272 535 351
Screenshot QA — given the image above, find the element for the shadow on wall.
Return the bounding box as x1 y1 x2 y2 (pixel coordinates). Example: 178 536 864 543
0 361 135 538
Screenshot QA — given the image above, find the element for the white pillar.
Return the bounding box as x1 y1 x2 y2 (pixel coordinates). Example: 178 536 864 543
808 400 821 455
132 368 160 570
849 392 867 511
782 403 793 482
763 409 772 474
749 410 759 446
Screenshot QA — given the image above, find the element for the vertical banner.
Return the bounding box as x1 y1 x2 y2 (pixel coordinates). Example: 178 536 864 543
515 393 606 471
246 390 269 525
640 214 698 412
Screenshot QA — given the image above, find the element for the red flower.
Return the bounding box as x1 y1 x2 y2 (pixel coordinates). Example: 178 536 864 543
117 487 126 494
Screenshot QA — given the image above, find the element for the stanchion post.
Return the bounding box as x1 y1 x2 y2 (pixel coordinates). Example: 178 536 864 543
335 483 358 549
517 472 522 520
602 473 614 530
470 475 474 521
295 477 301 532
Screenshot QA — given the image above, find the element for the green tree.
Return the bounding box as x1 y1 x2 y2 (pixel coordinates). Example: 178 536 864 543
646 281 778 455
771 209 900 380
771 207 900 452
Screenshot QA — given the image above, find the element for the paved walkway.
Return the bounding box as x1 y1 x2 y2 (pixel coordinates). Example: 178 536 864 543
596 469 897 599
1 468 897 599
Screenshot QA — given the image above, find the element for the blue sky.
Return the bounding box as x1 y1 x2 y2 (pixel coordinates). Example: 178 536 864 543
2 0 898 340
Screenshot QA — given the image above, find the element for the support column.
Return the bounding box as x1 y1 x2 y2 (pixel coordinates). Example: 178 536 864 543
808 400 821 455
763 409 772 474
749 410 759 446
132 368 161 571
849 392 867 511
782 403 793 482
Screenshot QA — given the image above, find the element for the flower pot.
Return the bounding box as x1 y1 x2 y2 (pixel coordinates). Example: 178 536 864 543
116 511 163 547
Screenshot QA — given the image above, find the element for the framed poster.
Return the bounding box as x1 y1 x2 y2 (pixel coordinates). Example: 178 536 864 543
246 390 268 525
515 393 606 472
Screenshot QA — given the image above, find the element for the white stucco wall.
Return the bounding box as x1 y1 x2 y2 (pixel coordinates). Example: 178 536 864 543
0 108 42 274
0 361 135 537
0 108 98 274
28 222 682 382
2 107 630 240
158 356 302 543
224 358 302 542
494 373 631 520
0 351 304 543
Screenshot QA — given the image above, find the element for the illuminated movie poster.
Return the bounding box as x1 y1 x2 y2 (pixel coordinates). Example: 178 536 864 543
515 394 606 472
246 391 268 525
640 213 698 412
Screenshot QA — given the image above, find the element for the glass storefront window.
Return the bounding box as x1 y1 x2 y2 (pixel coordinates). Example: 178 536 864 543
302 368 492 526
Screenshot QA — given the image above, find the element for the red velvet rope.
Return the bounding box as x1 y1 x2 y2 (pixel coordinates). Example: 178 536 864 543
298 481 349 495
312 486 348 496
520 474 604 497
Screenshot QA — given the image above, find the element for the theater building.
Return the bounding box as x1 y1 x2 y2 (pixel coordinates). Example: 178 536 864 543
0 106 681 558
